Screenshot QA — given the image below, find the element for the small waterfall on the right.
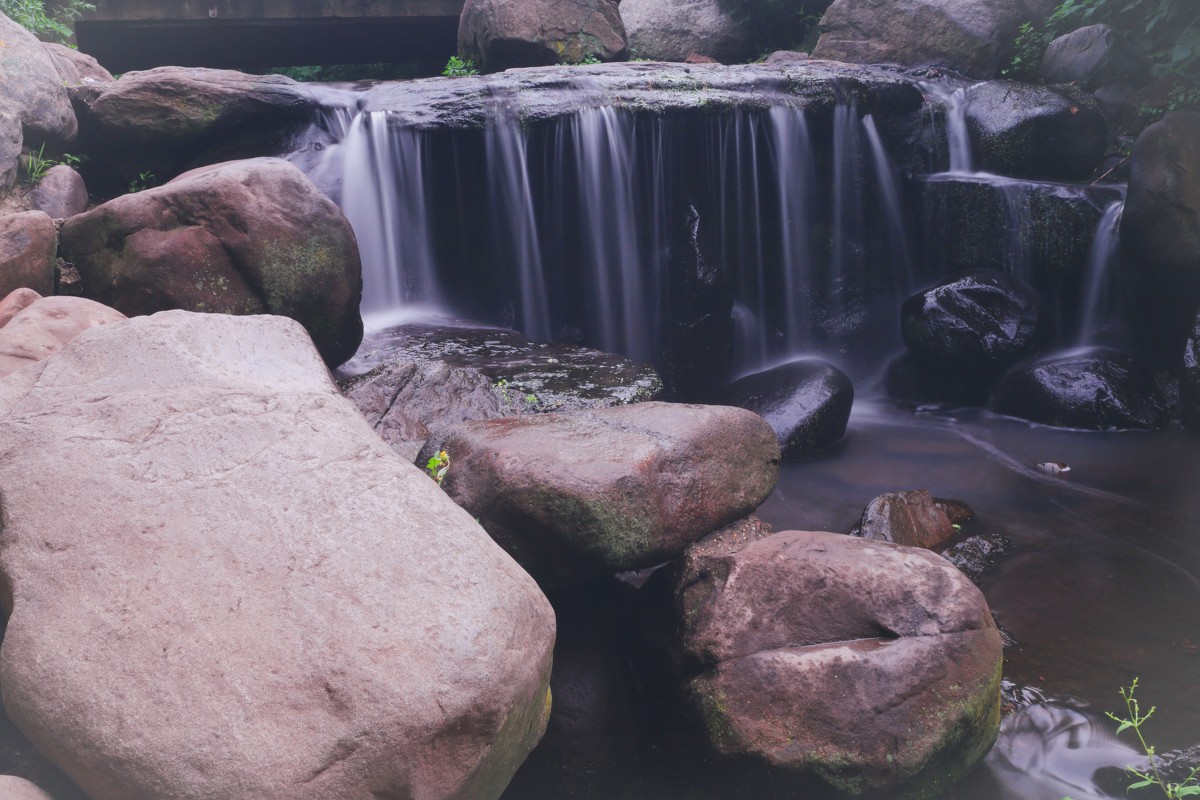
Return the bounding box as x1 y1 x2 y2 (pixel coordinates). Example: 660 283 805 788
1075 200 1126 347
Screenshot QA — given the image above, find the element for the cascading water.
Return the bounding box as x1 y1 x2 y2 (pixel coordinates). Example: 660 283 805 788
919 79 974 174
863 113 914 292
769 106 816 354
1076 200 1126 347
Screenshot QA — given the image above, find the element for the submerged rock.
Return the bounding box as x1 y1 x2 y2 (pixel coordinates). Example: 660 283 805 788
942 532 1010 584
713 358 853 458
60 157 363 367
851 489 958 550
673 530 1003 798
0 311 555 800
0 212 57 298
458 0 627 72
439 402 780 585
992 348 1167 430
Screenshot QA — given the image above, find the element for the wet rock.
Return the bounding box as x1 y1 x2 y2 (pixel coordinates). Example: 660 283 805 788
884 351 988 406
992 348 1167 430
0 212 57 298
0 311 555 800
1121 112 1200 361
1038 24 1151 90
964 80 1107 180
674 530 1003 797
0 295 126 378
81 67 314 191
0 776 55 800
0 14 77 191
458 0 626 72
901 270 1042 379
942 532 1010 584
622 0 753 63
26 165 89 220
60 158 363 367
714 358 853 458
439 402 780 586
812 0 1058 79
935 497 976 525
851 489 957 550
1182 312 1200 432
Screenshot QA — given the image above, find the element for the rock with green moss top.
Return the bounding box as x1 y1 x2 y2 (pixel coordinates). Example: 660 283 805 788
59 157 362 366
674 529 1003 798
437 401 780 587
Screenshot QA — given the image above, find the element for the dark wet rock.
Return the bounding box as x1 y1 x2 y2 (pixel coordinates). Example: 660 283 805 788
0 212 57 298
1182 312 1200 432
1121 112 1200 362
1038 24 1151 90
901 270 1042 377
673 529 1003 798
935 497 976 525
850 489 957 550
942 532 1010 584
59 157 363 367
964 81 1107 181
79 67 315 192
25 165 89 220
504 583 651 800
713 358 853 458
358 61 925 129
622 0 753 63
812 0 1059 79
992 348 1167 430
0 14 77 191
918 175 1125 312
438 402 780 586
342 322 664 413
458 0 626 72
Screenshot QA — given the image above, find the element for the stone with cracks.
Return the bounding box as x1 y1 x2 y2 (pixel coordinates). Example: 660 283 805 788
0 294 126 378
0 211 57 298
440 402 780 586
0 311 555 800
458 0 627 73
59 157 363 367
675 530 1003 798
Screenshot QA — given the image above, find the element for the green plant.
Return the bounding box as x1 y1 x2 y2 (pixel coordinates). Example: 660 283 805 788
1002 21 1049 79
579 54 602 65
493 379 512 403
1046 0 1199 80
60 152 85 169
425 449 450 485
442 55 478 77
127 170 155 193
21 142 54 185
1105 679 1200 798
0 0 95 43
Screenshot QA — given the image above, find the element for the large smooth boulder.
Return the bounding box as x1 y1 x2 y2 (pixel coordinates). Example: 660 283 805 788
0 211 56 298
59 158 363 366
851 489 957 550
1038 24 1151 90
43 42 116 85
0 311 555 800
0 13 77 191
0 294 126 378
1184 312 1200 432
812 0 1058 79
621 0 754 63
458 0 627 72
1121 112 1200 359
963 81 1107 181
992 348 1167 430
674 530 1003 797
26 164 89 220
439 402 781 585
0 776 54 800
713 359 853 458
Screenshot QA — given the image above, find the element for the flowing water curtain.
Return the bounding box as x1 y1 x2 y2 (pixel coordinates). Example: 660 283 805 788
1075 200 1126 348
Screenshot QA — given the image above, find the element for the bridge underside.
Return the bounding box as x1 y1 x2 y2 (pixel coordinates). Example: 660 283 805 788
75 10 462 72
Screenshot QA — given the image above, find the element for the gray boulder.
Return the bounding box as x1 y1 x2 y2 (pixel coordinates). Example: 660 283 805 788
0 294 126 378
0 13 77 191
0 211 57 297
1038 24 1151 90
812 0 1059 79
964 80 1107 180
622 0 754 63
26 164 89 219
458 0 627 72
59 158 363 367
440 402 780 585
675 529 1003 798
0 311 555 800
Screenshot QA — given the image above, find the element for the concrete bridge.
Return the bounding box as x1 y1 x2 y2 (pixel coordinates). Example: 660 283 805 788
75 0 465 73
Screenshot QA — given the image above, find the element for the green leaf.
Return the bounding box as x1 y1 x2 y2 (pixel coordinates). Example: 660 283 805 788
1175 787 1200 797
1127 780 1154 789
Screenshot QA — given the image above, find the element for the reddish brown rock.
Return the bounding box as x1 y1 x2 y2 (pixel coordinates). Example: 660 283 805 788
26 165 89 220
851 489 958 550
0 211 57 298
0 295 126 378
458 0 627 72
0 287 42 328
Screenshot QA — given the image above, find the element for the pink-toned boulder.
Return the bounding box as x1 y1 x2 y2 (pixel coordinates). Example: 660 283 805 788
26 165 89 220
0 311 554 800
0 211 57 297
0 776 55 800
43 42 116 85
0 287 42 328
0 295 126 378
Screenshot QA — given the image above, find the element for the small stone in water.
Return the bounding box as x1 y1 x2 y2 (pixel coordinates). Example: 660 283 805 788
1036 461 1071 475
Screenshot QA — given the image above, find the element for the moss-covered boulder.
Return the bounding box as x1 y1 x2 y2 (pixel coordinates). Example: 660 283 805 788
59 158 362 366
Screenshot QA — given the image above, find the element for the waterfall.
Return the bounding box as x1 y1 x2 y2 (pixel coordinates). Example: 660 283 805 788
863 113 914 293
919 80 974 174
1076 200 1125 347
341 112 443 323
770 106 816 355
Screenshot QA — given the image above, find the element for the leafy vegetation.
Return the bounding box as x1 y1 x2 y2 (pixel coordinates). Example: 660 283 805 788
127 170 155 194
1105 679 1200 798
425 450 450 485
0 0 94 43
20 143 53 185
264 63 438 82
442 56 478 77
1001 21 1045 80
